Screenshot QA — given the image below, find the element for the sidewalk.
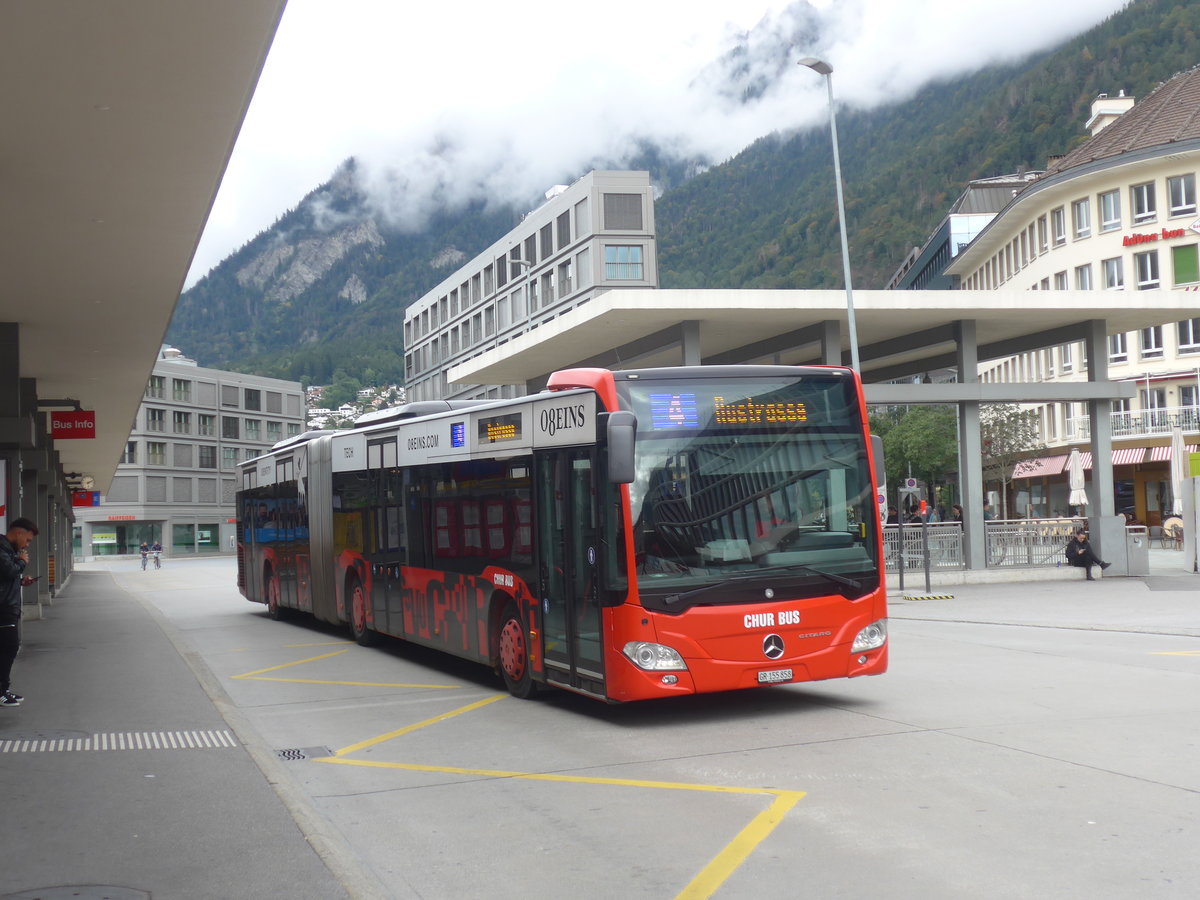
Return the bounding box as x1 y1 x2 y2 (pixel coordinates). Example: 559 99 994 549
887 544 1196 592
0 568 353 900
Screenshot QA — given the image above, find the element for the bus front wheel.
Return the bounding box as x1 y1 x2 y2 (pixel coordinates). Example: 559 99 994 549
348 577 378 647
497 603 536 699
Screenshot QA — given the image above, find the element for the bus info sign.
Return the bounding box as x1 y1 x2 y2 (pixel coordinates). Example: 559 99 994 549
50 410 96 439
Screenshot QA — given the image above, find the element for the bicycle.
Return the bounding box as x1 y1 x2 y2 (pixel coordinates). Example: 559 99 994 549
141 551 149 571
152 550 161 569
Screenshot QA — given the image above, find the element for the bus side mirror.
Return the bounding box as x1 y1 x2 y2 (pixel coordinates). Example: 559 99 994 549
870 434 886 492
606 411 637 484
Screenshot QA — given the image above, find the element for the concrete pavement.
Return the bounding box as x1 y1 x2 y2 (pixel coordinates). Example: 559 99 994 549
1 551 1194 900
0 566 357 900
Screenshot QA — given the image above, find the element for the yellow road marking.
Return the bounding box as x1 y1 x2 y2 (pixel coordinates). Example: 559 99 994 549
284 640 354 648
240 649 804 898
1152 650 1200 656
674 791 804 900
233 649 350 678
330 695 505 756
243 676 460 689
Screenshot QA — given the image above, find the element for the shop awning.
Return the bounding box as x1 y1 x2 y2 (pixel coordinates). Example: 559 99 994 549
1013 455 1068 479
1149 443 1199 461
1112 447 1147 465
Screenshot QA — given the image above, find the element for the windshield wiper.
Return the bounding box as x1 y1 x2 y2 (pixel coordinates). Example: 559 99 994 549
664 564 862 606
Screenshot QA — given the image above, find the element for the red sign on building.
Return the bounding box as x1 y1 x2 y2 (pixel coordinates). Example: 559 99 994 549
50 410 96 439
71 491 100 507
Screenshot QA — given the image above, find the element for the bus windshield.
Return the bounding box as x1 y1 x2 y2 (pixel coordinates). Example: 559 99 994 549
619 372 879 611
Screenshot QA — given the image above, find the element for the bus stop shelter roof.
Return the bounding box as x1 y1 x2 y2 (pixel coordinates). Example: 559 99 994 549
0 1 285 491
449 288 1198 388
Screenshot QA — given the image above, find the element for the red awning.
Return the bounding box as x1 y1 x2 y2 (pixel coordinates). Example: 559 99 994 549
1149 443 1199 461
1112 447 1146 465
1012 455 1067 479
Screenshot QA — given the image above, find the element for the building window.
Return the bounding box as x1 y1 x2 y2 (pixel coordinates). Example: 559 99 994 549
1179 318 1200 354
1140 325 1164 359
221 447 239 470
146 375 165 399
1050 207 1066 246
1108 332 1128 362
122 441 137 464
1053 271 1068 290
1172 244 1199 285
604 245 644 280
222 416 239 440
244 419 261 441
172 411 191 434
172 378 191 402
147 441 167 466
1168 173 1197 217
556 211 571 248
198 445 216 469
1071 198 1091 239
1134 250 1160 290
198 414 215 436
244 388 261 411
1099 189 1121 231
1060 343 1073 373
267 421 282 442
146 408 165 432
1102 257 1124 290
287 423 302 437
1074 264 1093 290
1130 181 1156 225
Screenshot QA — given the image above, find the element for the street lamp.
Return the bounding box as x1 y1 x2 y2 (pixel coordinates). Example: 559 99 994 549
798 56 860 372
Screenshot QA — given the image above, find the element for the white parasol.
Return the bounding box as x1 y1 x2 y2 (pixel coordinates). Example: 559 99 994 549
1067 448 1088 510
1169 425 1187 517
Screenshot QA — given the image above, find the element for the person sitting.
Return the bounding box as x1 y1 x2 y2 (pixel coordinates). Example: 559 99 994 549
1064 529 1111 580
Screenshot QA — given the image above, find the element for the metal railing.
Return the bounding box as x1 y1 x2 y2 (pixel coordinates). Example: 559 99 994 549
883 517 1088 572
1065 404 1200 441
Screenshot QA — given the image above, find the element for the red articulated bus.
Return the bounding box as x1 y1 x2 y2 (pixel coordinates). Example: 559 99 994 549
236 365 887 702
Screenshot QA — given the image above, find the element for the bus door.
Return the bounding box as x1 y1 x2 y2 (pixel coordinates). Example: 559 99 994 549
536 449 604 695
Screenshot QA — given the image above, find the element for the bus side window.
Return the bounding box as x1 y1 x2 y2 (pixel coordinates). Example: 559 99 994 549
461 501 483 556
511 496 532 554
434 500 458 557
484 497 509 557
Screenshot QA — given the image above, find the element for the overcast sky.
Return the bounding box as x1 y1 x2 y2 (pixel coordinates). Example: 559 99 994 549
185 0 1130 287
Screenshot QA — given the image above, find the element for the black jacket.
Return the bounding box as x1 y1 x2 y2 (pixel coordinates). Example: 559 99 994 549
0 535 27 624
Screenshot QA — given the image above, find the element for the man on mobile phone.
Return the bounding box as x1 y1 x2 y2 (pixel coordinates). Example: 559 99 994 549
0 517 39 707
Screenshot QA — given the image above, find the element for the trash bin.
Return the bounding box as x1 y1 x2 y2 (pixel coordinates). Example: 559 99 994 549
1125 525 1150 576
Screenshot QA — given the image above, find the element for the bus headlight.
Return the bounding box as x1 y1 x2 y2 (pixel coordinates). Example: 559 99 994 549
622 641 687 671
851 619 887 653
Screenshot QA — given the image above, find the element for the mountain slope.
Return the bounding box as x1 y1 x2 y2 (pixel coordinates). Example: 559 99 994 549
168 0 1200 386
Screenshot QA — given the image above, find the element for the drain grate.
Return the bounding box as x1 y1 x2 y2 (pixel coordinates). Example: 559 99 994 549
275 746 332 761
0 730 237 753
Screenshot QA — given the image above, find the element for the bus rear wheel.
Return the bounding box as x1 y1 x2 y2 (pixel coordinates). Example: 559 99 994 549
265 570 284 621
348 577 378 647
497 603 535 699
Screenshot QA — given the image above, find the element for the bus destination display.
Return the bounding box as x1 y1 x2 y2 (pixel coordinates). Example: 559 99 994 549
450 421 466 448
478 413 522 443
647 391 808 430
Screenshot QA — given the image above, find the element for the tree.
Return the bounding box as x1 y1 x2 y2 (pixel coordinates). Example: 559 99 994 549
869 405 959 513
980 403 1044 518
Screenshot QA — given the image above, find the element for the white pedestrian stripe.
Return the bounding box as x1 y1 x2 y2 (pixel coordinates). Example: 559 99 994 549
0 729 237 753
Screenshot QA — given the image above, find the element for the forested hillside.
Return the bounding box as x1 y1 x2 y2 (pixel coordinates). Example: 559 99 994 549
168 0 1200 387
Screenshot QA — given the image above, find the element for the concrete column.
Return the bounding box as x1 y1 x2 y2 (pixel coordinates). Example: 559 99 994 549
819 320 842 365
956 320 986 570
1084 318 1117 560
680 320 701 366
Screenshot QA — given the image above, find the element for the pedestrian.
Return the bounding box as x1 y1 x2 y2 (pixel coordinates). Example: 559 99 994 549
982 501 995 521
951 504 963 522
1064 528 1110 580
0 517 39 707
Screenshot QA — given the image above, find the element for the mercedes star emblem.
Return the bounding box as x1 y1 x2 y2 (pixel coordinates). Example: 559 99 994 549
763 634 785 660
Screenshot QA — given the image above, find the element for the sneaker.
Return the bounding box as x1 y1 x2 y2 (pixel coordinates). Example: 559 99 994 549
1100 561 1111 570
0 691 21 707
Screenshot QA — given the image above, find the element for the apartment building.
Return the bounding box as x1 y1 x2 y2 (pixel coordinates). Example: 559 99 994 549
403 170 658 401
73 348 305 558
940 68 1200 523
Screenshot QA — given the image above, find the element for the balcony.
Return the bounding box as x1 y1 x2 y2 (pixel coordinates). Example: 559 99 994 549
1066 404 1200 442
